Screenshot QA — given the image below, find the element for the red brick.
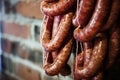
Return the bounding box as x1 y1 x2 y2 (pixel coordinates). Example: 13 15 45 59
1 38 12 53
15 0 43 19
17 44 43 64
1 38 19 55
3 22 31 39
17 63 41 80
17 45 29 59
2 73 17 80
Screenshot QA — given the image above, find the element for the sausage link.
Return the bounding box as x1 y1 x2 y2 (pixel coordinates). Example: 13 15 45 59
72 0 80 27
43 51 53 69
74 51 84 80
77 51 84 66
59 64 71 76
40 0 76 16
41 16 53 66
40 16 53 68
83 42 93 67
75 41 102 80
74 33 107 78
82 42 93 80
74 42 93 80
44 0 58 3
72 0 96 27
92 69 103 80
105 23 120 69
41 15 54 47
42 11 73 51
44 37 73 76
40 16 50 43
51 15 61 61
83 42 103 80
101 0 120 31
52 16 71 76
74 0 111 42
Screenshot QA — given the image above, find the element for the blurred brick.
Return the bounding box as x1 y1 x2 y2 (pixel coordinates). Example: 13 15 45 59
1 38 19 55
3 0 17 13
1 38 12 53
1 55 10 73
34 25 40 42
7 58 14 73
1 55 7 71
15 0 43 19
17 44 43 65
2 72 17 80
16 63 41 80
4 0 11 14
17 45 29 59
3 22 31 39
29 50 43 64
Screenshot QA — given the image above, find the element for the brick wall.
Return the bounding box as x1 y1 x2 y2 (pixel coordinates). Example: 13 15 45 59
1 0 74 80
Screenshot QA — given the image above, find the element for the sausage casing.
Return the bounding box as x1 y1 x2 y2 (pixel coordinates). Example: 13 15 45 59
42 11 73 51
41 0 76 16
74 0 111 42
74 33 107 78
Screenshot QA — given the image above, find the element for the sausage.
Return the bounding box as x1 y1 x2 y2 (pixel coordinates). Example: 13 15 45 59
51 15 61 61
44 37 73 76
105 23 120 69
40 0 76 16
52 51 71 76
72 0 80 27
83 42 103 80
51 16 61 39
101 0 120 31
83 42 93 67
74 51 84 80
59 64 71 76
82 42 93 80
92 69 103 80
74 42 93 80
44 52 71 76
41 15 54 48
40 15 49 43
43 51 53 69
40 16 53 68
74 51 91 80
75 41 103 80
76 51 84 67
73 0 111 42
74 33 107 79
74 41 84 80
74 42 84 70
44 0 57 3
72 0 96 27
51 16 71 76
42 11 73 51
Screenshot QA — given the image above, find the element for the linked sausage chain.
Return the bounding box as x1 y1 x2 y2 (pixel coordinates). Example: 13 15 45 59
40 0 120 79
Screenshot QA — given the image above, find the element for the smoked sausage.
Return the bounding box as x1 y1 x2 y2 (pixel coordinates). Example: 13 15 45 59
101 0 120 31
105 23 120 69
41 0 76 16
73 0 96 27
74 0 111 42
74 33 107 79
42 11 73 51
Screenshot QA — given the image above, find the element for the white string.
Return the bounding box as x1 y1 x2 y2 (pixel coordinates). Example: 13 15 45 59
76 0 81 28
